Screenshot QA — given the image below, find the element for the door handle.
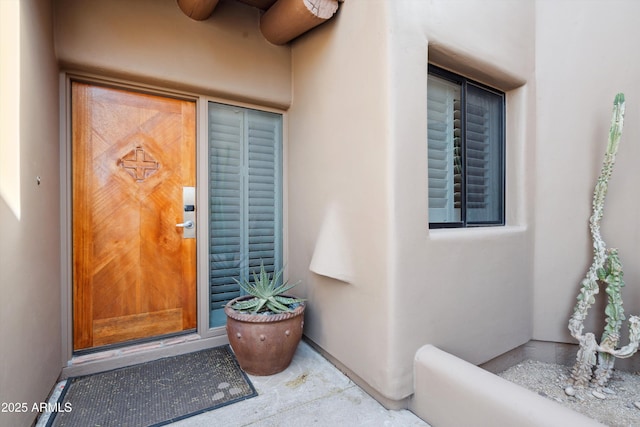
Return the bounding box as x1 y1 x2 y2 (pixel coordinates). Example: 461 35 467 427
179 187 196 238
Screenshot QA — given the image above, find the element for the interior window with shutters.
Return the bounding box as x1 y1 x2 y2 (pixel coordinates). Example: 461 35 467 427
208 102 283 327
427 65 505 228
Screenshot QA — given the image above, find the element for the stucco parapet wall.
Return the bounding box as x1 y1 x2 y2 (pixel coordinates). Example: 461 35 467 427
411 345 602 427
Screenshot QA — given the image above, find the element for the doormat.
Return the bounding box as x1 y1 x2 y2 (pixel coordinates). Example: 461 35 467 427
46 345 257 427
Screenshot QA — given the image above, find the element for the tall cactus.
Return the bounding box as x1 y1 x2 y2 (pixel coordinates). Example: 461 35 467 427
567 93 640 388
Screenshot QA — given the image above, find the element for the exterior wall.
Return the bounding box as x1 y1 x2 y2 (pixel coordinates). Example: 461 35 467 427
0 0 61 426
533 1 640 342
54 0 291 108
290 0 536 403
387 0 536 401
5 0 639 420
288 0 394 401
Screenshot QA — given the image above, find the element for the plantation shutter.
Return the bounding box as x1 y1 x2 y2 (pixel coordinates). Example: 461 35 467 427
427 75 462 223
208 103 282 327
465 83 503 224
247 110 283 275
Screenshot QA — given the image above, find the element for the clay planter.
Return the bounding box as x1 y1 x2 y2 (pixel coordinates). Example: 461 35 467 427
225 295 305 376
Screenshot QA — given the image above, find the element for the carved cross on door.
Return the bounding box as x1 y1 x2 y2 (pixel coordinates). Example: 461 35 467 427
120 146 159 181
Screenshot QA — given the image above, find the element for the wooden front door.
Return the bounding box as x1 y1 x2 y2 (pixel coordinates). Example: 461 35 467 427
72 82 197 351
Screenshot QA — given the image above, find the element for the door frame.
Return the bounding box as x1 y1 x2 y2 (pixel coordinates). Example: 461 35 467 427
60 72 288 375
60 74 215 369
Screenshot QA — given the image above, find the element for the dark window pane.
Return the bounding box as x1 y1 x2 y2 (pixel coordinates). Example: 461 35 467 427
465 83 504 225
428 67 504 228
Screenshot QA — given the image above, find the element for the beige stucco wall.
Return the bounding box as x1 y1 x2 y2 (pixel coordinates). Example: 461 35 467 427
5 0 639 420
387 0 536 401
288 0 394 401
533 1 640 343
289 0 536 403
54 0 291 108
0 0 61 425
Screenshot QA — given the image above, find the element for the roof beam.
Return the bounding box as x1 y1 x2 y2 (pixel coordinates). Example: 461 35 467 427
260 0 339 45
176 0 220 21
235 0 278 10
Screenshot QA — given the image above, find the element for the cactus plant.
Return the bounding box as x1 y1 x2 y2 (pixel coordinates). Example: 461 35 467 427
567 93 640 388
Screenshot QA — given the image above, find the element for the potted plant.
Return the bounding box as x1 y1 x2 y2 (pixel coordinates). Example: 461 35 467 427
225 262 306 375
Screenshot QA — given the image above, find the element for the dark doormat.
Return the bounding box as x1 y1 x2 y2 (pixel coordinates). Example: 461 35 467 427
46 345 257 427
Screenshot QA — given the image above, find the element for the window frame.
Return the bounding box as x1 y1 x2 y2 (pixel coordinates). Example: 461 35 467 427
428 65 506 229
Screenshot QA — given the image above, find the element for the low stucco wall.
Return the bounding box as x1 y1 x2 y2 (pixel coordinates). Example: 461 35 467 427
411 345 602 427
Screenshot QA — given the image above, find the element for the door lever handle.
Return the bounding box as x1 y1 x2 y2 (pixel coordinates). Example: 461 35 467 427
176 220 194 229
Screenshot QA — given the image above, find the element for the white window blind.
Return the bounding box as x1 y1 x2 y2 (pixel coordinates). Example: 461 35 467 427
427 76 461 223
208 103 282 327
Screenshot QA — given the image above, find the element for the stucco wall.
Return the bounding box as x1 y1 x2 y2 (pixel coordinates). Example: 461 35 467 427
388 0 536 401
533 1 640 343
6 0 638 419
0 0 61 425
54 0 291 108
290 0 536 403
288 0 394 400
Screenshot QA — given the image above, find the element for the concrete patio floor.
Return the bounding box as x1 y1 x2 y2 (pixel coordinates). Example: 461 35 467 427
38 340 429 427
172 341 429 427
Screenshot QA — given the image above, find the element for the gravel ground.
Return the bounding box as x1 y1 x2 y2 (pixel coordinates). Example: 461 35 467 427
498 360 640 426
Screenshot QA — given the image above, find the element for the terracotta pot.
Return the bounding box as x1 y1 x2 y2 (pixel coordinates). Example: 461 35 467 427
225 296 305 376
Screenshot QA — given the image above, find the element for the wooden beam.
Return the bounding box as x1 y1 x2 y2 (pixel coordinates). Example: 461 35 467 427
176 0 220 21
235 0 278 10
260 0 339 45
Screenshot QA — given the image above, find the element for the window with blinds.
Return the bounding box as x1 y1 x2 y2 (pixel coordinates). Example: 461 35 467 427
208 102 283 327
427 66 505 228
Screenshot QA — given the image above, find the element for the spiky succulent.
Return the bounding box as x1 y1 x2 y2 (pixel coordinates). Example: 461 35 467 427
231 263 304 314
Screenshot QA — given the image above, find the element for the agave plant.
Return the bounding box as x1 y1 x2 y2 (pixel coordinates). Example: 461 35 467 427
231 263 304 314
